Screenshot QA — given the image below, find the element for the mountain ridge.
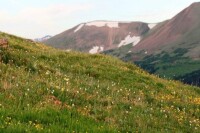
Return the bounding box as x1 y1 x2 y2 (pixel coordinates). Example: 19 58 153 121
44 20 157 53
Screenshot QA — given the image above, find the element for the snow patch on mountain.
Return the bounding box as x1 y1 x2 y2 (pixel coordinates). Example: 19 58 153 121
74 24 85 33
148 23 157 29
118 35 141 47
86 21 119 28
89 46 104 54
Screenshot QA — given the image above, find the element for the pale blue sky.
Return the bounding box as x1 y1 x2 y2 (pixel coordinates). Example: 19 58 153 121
0 0 199 38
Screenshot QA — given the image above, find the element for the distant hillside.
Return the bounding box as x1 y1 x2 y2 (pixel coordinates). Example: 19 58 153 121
44 21 155 53
0 32 200 132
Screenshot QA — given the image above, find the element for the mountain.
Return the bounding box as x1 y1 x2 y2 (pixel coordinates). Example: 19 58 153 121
131 2 200 58
44 20 157 53
43 3 200 86
129 2 200 82
0 32 200 132
105 2 200 86
34 35 52 42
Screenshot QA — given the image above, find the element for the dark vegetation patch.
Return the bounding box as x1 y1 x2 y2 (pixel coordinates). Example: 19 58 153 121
175 69 200 86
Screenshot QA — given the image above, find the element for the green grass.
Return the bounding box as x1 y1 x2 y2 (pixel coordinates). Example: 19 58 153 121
0 32 200 132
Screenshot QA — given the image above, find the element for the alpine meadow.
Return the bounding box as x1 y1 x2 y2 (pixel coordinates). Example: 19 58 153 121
0 1 200 133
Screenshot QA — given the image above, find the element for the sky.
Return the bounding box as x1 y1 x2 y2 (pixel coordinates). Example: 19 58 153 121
0 0 199 39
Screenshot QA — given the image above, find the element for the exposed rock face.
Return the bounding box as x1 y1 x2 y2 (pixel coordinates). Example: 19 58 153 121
0 38 8 49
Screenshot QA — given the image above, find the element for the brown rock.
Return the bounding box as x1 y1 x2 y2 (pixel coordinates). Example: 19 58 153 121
0 38 9 49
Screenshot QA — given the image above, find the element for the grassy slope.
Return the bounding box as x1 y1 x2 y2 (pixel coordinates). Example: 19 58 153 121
0 32 200 132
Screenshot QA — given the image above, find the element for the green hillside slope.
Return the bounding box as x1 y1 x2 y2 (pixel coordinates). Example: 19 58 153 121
0 32 200 132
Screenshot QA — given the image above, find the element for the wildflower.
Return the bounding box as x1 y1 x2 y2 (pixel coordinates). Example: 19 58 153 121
45 71 50 75
55 86 59 89
64 78 69 81
35 124 43 130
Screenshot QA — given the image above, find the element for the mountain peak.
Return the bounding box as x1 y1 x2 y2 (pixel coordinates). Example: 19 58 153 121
185 2 200 14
